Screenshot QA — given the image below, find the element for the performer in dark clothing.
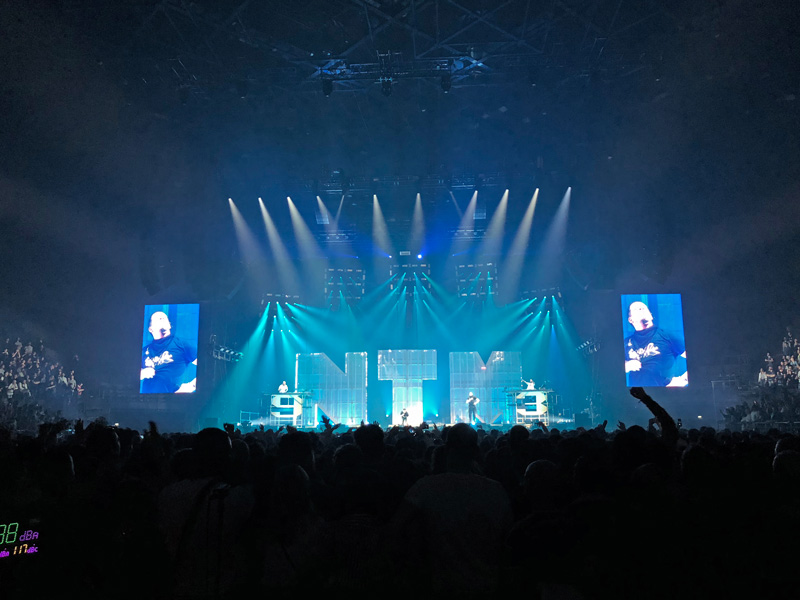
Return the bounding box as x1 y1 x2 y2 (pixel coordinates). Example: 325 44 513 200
466 392 480 424
400 407 409 426
624 301 687 387
141 311 198 393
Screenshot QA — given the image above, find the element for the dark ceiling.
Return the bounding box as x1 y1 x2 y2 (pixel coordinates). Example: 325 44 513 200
1 0 799 381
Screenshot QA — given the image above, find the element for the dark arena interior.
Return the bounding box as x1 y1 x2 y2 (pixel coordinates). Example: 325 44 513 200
1 1 800 597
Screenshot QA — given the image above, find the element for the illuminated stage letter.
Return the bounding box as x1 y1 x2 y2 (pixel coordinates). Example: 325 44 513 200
296 352 368 427
378 349 437 425
449 351 522 425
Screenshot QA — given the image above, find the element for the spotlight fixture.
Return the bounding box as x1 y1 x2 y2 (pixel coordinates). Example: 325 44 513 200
381 77 393 97
322 78 333 97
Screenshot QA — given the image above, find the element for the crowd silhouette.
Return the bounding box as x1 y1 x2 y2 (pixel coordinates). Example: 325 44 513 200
2 387 800 598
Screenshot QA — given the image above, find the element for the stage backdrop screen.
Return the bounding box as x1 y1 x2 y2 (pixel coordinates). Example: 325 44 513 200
140 304 199 394
621 294 687 387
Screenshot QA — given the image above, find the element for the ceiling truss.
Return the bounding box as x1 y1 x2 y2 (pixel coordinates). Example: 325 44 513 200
122 0 676 95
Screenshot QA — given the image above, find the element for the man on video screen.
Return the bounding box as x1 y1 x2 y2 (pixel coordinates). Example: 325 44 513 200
141 311 198 393
624 301 687 387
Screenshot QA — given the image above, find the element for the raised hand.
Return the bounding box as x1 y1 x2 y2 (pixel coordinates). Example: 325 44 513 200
625 359 642 373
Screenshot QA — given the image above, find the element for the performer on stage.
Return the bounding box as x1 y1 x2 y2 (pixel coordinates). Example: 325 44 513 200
517 377 536 400
278 380 289 394
400 407 409 426
466 392 480 424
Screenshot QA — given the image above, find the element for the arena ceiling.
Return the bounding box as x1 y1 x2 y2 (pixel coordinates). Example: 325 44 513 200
1 0 799 379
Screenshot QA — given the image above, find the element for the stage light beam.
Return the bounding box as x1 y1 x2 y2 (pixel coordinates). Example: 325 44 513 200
446 191 480 272
534 187 571 286
500 188 538 304
372 195 393 256
409 193 425 256
287 196 328 281
478 189 509 258
228 198 263 267
259 198 302 295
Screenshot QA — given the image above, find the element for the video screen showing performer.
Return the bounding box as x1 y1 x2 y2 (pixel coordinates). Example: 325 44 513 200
140 304 199 394
621 294 688 387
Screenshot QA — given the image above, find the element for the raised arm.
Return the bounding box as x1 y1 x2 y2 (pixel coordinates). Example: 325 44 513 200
629 387 678 446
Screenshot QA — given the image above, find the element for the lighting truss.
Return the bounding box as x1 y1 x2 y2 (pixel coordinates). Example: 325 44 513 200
389 262 432 299
304 171 510 196
261 293 302 317
324 267 366 310
450 228 486 241
520 287 562 314
320 54 452 85
316 229 358 244
124 0 686 100
212 345 243 362
456 263 498 299
576 339 600 357
261 292 302 304
520 287 561 301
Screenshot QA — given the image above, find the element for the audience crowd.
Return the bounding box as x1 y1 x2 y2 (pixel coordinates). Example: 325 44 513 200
722 327 800 429
758 329 800 388
2 388 799 599
0 336 84 433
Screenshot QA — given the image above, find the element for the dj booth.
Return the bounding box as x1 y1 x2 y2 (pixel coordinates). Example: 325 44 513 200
512 389 551 426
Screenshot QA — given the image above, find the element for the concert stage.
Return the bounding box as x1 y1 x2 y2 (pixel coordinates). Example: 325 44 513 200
237 381 566 430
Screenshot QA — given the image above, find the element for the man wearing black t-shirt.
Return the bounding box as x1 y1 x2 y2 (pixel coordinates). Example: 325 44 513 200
140 311 198 393
624 301 687 387
466 392 480 424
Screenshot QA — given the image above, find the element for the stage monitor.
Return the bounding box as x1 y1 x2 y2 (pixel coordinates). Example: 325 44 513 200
621 294 687 387
140 304 199 394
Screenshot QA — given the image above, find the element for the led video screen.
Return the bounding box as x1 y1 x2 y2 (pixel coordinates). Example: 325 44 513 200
621 294 687 387
140 304 199 394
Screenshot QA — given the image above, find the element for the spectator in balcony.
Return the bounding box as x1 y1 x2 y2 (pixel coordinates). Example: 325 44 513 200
766 366 776 386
